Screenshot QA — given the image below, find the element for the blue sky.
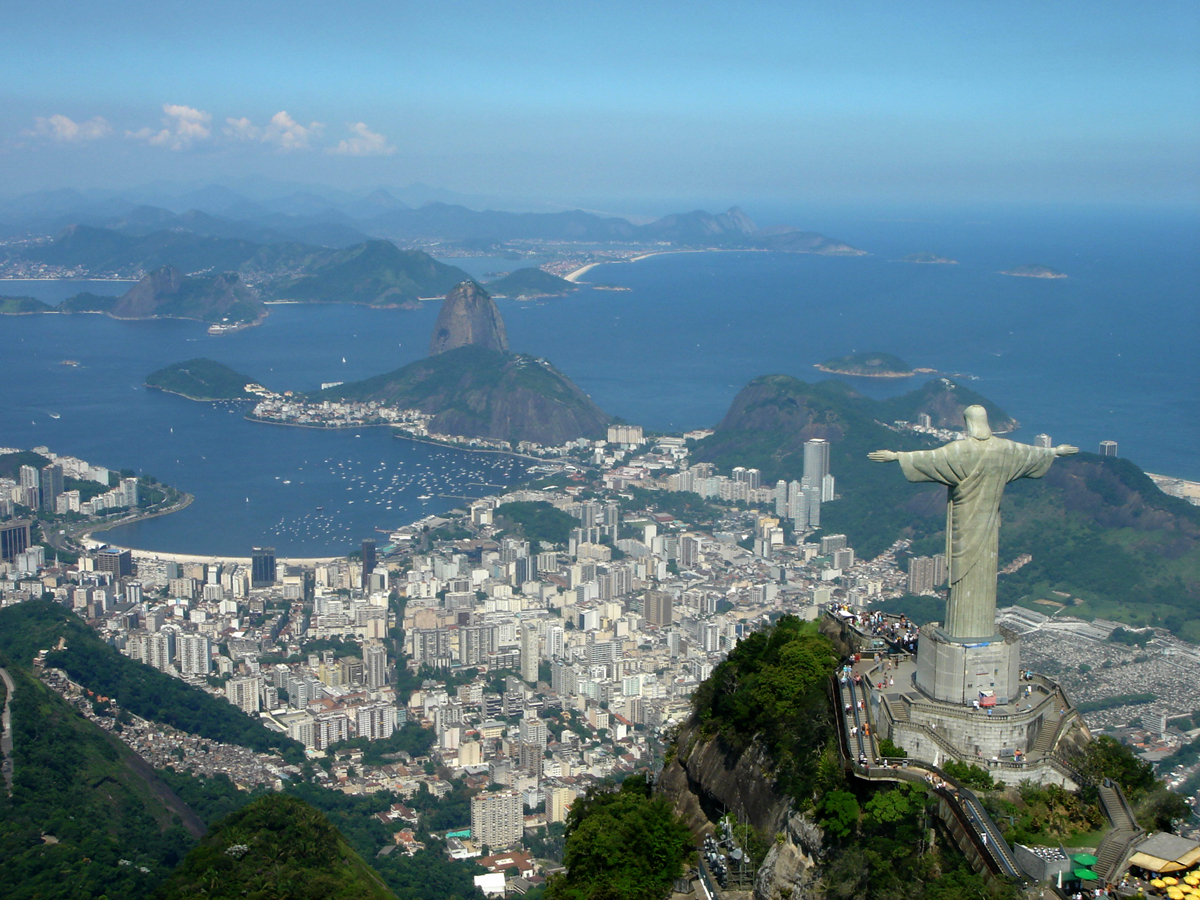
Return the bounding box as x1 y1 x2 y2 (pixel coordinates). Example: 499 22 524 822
3 1 1197 211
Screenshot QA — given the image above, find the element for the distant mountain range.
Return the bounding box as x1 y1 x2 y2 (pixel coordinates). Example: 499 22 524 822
1 182 865 282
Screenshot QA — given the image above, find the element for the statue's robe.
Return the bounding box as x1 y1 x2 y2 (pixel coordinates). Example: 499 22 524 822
896 437 1055 639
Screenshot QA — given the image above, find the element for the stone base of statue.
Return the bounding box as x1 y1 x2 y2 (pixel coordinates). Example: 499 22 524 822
866 621 1090 788
914 623 1021 706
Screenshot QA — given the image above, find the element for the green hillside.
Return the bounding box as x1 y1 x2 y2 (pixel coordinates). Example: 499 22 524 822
485 267 576 298
0 295 53 314
155 794 397 900
146 358 258 400
270 240 471 306
315 344 612 445
0 602 302 758
0 665 203 899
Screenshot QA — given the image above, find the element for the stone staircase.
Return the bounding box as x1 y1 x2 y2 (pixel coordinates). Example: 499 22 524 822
1093 779 1144 883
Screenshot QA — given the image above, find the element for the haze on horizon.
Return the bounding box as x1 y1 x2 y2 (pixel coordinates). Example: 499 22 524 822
3 1 1197 216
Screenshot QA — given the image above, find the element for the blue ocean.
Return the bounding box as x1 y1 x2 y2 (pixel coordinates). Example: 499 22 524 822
1 205 1196 556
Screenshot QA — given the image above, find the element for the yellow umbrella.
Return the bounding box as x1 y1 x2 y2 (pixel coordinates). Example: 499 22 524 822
1154 880 1167 888
1167 878 1181 886
1187 875 1200 886
1169 889 1185 900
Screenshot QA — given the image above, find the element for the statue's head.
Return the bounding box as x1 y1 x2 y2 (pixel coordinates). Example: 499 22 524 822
963 405 993 440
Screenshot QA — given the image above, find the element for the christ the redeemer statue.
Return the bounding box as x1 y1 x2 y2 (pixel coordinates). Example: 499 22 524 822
869 406 1077 640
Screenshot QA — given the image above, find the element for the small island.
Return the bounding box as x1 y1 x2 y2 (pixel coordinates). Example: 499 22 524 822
484 267 577 299
815 351 915 378
1002 264 1067 279
902 252 958 265
0 295 53 315
146 358 259 401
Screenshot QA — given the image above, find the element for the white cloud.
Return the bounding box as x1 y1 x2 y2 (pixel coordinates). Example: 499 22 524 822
128 104 212 150
26 114 112 142
222 111 323 150
330 122 395 157
224 116 260 141
262 111 323 150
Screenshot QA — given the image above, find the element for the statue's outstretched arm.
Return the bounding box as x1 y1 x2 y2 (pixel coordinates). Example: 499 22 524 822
868 450 898 463
1053 444 1079 457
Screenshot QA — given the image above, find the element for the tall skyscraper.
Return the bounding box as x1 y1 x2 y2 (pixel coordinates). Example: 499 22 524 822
40 464 63 514
520 622 540 683
251 547 276 588
361 539 376 587
644 590 673 627
1100 440 1118 457
363 641 388 690
803 438 830 486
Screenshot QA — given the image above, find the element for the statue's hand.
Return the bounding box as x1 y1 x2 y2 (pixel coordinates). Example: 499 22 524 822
1054 444 1079 456
868 450 898 463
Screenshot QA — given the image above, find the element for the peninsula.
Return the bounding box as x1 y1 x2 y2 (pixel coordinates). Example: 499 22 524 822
815 351 915 378
145 358 260 401
1002 264 1067 279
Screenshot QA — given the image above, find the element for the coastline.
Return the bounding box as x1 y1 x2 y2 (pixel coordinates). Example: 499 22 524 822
813 364 915 379
77 491 195 546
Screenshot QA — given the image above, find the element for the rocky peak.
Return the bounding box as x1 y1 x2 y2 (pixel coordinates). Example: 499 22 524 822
428 281 509 356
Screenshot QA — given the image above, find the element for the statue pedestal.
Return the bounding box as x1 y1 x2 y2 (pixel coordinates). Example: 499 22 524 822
914 624 1020 706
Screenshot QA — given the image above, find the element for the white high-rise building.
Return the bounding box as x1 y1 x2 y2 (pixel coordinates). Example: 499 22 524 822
544 624 565 661
363 641 388 690
471 789 523 849
225 676 261 714
803 438 830 487
520 622 540 683
177 633 212 677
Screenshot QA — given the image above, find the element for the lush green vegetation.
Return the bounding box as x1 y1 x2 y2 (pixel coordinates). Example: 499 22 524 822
485 267 576 297
155 794 397 900
0 449 52 481
545 775 692 900
0 602 302 758
0 294 52 314
815 781 1017 900
983 736 1190 842
1109 626 1153 647
58 291 117 312
324 721 436 766
626 486 723 530
0 666 199 899
315 344 611 445
690 616 839 803
941 760 996 791
145 358 257 400
496 500 578 547
271 240 471 306
817 351 912 376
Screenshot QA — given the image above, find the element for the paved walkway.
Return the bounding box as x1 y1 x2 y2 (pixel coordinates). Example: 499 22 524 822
0 666 14 797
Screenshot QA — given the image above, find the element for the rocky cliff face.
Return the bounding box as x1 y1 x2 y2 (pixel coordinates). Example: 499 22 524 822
657 722 824 900
428 281 509 355
109 266 262 322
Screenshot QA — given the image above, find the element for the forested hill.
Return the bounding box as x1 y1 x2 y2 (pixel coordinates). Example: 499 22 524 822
0 663 204 899
695 375 1200 638
313 344 612 446
156 795 398 900
146 357 258 400
0 601 302 758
